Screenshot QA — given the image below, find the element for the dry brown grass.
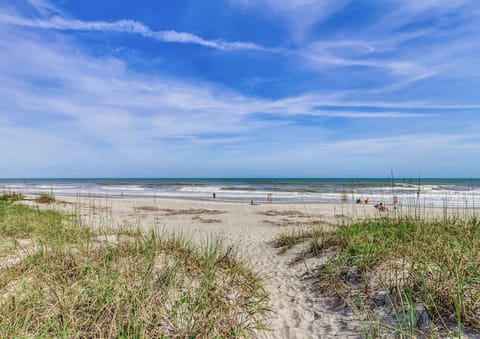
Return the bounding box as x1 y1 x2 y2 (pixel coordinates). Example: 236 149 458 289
263 218 331 228
192 215 222 224
134 206 161 212
135 207 225 216
35 194 56 204
160 208 225 216
257 210 312 217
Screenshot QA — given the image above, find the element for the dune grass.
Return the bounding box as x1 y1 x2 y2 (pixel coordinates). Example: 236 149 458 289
0 192 24 203
275 215 480 337
0 199 270 337
35 193 56 204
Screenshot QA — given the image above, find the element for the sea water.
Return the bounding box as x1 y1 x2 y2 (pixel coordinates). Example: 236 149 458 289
0 178 479 208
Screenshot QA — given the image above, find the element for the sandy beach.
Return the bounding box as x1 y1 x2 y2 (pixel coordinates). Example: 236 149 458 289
3 0 479 335
60 197 361 338
24 195 465 338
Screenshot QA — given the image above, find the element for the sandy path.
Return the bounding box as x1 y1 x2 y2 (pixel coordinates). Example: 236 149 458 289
38 196 457 338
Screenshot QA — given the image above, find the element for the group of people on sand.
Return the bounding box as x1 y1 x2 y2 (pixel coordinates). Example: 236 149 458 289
356 197 370 204
355 196 396 212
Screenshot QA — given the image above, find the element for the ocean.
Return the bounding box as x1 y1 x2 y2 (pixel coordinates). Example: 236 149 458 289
1 178 479 208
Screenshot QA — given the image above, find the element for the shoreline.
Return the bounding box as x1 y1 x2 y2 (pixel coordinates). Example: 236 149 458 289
25 192 480 212
13 193 480 220
2 177 480 209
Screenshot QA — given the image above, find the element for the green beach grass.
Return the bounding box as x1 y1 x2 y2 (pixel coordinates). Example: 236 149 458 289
35 193 56 204
0 195 270 337
275 213 480 337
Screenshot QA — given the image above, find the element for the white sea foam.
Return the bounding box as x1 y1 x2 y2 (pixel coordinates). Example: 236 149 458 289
1 180 479 208
179 186 224 192
101 185 145 191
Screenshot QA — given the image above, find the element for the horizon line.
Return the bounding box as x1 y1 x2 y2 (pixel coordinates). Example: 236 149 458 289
1 177 479 180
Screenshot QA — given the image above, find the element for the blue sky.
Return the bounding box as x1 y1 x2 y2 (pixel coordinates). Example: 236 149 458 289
1 0 480 178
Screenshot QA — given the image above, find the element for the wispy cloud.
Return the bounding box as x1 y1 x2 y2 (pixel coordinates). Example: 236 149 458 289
0 13 265 52
230 0 350 40
4 0 477 90
1 0 480 176
26 0 63 16
0 23 438 151
0 10 432 82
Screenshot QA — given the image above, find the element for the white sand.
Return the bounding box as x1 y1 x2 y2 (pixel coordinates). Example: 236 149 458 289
35 197 465 338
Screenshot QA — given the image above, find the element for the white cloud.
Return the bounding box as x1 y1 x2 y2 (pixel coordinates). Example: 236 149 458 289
26 0 63 16
295 0 480 89
5 0 477 90
231 0 349 40
0 13 266 52
0 24 442 161
0 9 434 83
1 0 479 176
215 131 480 177
397 0 467 13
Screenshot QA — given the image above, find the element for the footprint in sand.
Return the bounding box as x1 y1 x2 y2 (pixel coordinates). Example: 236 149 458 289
302 309 315 322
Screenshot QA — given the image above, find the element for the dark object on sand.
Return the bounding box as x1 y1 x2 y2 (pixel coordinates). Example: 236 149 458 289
356 198 362 204
213 193 216 199
375 203 387 211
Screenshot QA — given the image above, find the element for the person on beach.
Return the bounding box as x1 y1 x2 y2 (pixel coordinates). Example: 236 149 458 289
364 197 370 204
213 193 216 199
375 203 388 211
356 198 362 204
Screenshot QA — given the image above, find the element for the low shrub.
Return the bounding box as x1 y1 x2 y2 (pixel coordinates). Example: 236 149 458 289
36 193 56 204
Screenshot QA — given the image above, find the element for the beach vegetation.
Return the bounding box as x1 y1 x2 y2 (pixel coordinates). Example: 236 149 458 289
0 192 24 203
275 216 480 337
0 200 270 337
35 193 56 204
